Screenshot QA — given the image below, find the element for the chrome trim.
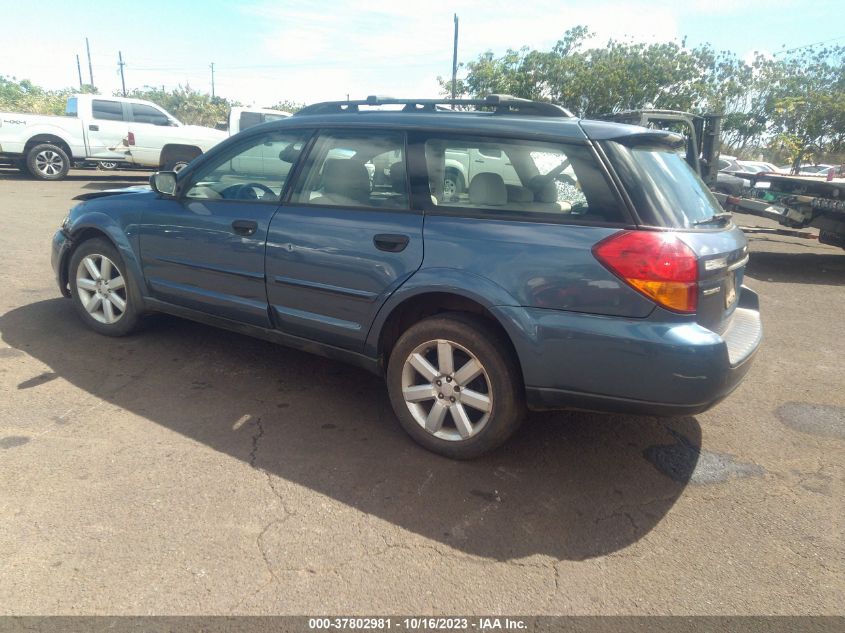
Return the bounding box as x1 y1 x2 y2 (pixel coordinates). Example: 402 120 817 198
705 257 728 271
727 255 750 272
702 287 721 296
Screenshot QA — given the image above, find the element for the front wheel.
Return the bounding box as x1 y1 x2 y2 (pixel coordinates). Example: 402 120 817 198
26 143 70 180
387 313 525 459
69 238 141 336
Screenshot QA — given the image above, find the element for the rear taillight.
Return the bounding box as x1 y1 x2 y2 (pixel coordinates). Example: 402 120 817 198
127 132 136 146
593 230 699 313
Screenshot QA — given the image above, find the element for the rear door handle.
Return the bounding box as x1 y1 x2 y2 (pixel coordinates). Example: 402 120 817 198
232 220 258 236
88 124 99 131
373 233 410 252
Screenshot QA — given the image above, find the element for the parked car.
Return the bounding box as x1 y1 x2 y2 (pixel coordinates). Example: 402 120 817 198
714 171 748 196
225 106 292 135
0 96 291 180
51 95 762 459
0 95 228 179
737 160 780 173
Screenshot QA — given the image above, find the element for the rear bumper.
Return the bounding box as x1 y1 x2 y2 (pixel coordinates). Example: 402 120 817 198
494 286 762 416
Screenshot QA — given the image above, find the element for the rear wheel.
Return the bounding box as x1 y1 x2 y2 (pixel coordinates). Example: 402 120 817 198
26 143 70 180
69 238 140 336
443 169 465 201
387 313 525 459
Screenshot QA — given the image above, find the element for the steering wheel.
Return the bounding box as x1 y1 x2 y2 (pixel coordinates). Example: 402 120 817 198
222 183 276 200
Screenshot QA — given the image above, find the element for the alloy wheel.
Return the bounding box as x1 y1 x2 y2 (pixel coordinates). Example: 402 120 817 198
401 339 493 441
75 254 128 324
35 150 65 177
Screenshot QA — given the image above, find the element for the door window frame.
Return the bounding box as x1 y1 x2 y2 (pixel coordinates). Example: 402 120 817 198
284 128 417 214
411 131 633 227
178 128 316 205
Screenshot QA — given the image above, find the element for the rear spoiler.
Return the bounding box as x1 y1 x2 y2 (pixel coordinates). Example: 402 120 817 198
607 130 686 150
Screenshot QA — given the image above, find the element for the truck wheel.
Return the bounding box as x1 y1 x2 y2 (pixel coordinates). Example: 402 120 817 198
386 313 525 459
69 238 141 337
443 169 465 201
167 160 190 173
26 143 71 180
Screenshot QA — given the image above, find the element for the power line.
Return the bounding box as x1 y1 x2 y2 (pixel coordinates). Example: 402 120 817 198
774 34 845 55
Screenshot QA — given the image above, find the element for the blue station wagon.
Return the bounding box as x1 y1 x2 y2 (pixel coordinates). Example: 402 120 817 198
51 95 762 459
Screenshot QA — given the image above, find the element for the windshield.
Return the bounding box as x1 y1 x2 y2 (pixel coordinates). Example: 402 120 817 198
604 141 726 228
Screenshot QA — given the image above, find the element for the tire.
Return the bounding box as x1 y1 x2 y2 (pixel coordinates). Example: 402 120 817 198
386 313 525 459
69 238 141 337
26 143 71 180
443 169 465 200
161 150 199 173
166 160 191 173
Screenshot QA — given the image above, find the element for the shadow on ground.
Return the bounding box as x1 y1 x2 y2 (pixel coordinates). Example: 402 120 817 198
1 299 701 561
0 167 149 183
745 248 845 286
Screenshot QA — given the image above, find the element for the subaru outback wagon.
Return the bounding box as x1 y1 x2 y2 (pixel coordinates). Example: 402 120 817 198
51 95 762 459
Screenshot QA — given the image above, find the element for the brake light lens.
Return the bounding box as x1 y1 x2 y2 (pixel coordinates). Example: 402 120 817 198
127 132 136 146
593 230 699 313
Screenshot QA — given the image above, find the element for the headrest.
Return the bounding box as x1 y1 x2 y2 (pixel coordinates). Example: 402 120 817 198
536 179 559 203
469 173 507 206
506 185 534 203
322 159 370 202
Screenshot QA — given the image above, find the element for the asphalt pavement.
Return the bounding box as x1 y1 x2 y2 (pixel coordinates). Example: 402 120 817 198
0 168 842 614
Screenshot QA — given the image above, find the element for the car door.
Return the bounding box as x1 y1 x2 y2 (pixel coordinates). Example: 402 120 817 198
84 99 131 160
128 102 177 166
265 129 424 351
139 128 312 327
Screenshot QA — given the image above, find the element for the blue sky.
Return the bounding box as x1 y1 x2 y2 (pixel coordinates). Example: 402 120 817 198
1 0 842 106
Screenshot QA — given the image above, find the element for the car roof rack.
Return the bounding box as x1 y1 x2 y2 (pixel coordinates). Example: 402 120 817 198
294 94 574 118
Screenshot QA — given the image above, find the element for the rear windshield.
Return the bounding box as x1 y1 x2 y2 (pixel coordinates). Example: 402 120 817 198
605 142 724 228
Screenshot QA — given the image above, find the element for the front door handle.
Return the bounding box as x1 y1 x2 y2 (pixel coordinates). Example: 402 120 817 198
232 220 258 236
373 233 410 253
88 124 99 131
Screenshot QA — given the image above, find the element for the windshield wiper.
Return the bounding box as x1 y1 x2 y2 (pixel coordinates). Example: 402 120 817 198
693 212 732 227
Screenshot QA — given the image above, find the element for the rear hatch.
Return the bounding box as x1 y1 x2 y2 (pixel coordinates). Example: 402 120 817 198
599 134 749 333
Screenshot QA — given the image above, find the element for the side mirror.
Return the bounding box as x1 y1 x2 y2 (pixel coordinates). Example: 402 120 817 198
150 171 177 197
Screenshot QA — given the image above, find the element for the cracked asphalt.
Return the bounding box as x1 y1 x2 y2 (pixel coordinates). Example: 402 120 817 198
0 168 842 614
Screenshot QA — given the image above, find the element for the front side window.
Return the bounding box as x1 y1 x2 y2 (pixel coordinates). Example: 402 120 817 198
184 130 311 203
92 99 125 122
131 103 171 126
425 136 624 223
291 131 408 209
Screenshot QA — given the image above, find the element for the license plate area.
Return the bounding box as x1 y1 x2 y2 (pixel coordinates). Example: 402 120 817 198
724 271 737 309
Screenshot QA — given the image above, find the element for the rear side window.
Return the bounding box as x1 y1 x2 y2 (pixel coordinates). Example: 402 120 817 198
239 111 262 131
65 97 78 117
291 130 408 210
131 103 170 126
605 142 724 228
423 136 625 224
92 99 125 122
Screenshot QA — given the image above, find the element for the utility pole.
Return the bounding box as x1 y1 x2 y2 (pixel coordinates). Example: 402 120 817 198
210 62 215 98
76 55 83 89
85 37 94 87
118 51 126 97
451 14 459 100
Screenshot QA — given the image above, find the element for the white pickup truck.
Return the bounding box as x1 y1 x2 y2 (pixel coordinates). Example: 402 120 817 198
0 95 288 180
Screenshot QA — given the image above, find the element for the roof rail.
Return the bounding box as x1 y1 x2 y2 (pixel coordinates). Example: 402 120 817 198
294 94 574 118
